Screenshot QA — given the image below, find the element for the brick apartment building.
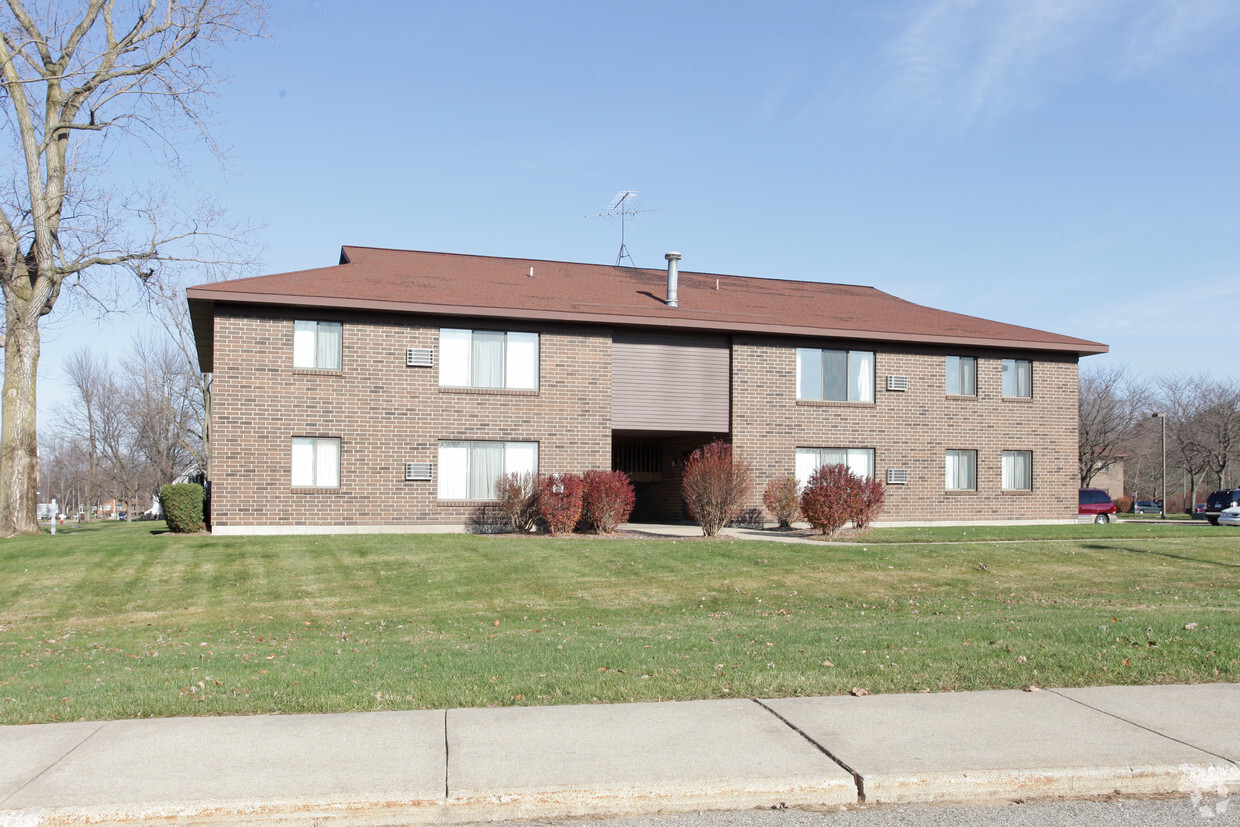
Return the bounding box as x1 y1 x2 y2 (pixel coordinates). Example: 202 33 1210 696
187 247 1106 534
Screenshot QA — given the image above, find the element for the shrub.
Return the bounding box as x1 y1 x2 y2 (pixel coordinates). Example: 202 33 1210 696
580 470 636 534
538 473 584 535
496 471 540 533
852 476 886 529
682 441 753 537
1115 495 1134 514
799 464 860 537
762 476 800 529
160 483 204 534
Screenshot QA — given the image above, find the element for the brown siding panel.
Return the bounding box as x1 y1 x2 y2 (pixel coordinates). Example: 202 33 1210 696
612 333 730 431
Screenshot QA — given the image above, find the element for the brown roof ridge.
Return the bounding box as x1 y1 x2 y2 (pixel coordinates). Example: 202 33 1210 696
338 245 884 292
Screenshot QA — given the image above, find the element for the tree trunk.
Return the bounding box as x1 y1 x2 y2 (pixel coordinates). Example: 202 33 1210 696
0 313 40 535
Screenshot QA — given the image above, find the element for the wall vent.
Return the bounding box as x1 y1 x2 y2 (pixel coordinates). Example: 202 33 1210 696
886 468 909 485
406 348 434 367
887 375 909 392
405 462 433 481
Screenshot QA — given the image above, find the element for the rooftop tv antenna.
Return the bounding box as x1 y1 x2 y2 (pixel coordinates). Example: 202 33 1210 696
586 190 658 267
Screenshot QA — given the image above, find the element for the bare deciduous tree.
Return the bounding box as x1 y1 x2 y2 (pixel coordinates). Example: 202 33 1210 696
0 0 263 534
60 348 111 517
1154 374 1212 511
1078 364 1146 488
1195 378 1240 490
125 333 200 489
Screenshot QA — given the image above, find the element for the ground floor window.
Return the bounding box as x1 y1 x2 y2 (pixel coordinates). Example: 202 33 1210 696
438 440 538 500
1002 450 1032 490
945 450 977 491
795 447 874 488
292 437 340 487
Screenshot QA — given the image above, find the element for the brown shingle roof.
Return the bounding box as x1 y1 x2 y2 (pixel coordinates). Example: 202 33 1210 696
187 246 1106 371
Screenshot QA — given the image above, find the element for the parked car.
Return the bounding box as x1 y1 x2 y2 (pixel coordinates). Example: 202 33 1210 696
1219 506 1240 527
1079 489 1117 524
1193 503 1208 520
1132 500 1161 514
1203 489 1240 526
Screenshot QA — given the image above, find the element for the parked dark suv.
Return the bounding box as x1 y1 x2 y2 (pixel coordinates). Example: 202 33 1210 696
1079 489 1118 524
1204 489 1240 525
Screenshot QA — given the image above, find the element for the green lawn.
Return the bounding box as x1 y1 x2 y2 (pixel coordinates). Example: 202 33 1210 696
1 520 1237 724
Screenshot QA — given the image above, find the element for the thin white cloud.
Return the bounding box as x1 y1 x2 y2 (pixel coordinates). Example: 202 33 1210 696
1119 0 1240 77
1068 279 1240 341
880 0 1240 129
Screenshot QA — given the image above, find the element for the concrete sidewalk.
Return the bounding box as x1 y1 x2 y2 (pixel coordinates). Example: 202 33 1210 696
2 684 1237 826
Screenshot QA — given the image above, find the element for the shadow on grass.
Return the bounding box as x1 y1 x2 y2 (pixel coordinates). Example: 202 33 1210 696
1083 543 1240 569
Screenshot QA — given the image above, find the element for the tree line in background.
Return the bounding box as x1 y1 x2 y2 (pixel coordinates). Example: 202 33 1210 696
1079 365 1240 511
38 296 208 521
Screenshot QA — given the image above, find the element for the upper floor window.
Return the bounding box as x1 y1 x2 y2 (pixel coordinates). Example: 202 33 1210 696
795 447 874 488
292 437 340 488
945 356 976 396
945 450 977 491
1002 359 1031 398
293 321 342 370
438 440 538 500
1002 450 1032 491
797 348 874 402
439 329 539 390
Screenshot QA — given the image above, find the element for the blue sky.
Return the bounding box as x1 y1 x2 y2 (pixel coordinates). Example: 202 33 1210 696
33 0 1240 417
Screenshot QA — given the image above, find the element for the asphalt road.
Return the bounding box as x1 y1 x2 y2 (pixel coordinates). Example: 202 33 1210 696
466 796 1238 827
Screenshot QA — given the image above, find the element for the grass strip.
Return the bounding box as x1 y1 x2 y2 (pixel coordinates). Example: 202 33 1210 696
1 521 1237 724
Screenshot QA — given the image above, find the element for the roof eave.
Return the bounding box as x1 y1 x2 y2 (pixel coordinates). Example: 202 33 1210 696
184 287 1109 357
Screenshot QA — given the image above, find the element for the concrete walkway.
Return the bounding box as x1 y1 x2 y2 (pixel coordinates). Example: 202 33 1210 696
2 684 1237 826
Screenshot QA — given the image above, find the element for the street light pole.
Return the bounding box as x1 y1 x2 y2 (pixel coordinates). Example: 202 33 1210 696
1151 412 1167 520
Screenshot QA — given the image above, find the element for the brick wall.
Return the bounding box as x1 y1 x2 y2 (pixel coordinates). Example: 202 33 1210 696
210 307 1082 530
209 307 610 529
731 336 1080 523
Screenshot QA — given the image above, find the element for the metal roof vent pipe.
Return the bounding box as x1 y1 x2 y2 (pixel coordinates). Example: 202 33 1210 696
665 251 681 307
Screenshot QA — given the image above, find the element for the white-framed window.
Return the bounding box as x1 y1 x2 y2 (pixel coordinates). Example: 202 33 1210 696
439 329 539 390
1002 450 1032 491
795 447 875 488
945 356 976 396
945 450 977 491
796 348 874 402
291 437 340 487
1002 359 1031 398
437 440 538 500
293 321 342 370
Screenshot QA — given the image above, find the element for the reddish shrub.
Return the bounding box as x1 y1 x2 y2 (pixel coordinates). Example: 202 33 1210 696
496 471 539 533
762 476 800 529
581 470 636 534
799 464 861 537
1115 495 1134 514
538 473 584 535
852 476 886 529
682 441 754 537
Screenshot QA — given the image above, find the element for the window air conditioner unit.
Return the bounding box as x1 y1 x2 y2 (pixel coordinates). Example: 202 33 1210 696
406 348 434 367
405 462 433 481
886 469 909 485
886 375 909 392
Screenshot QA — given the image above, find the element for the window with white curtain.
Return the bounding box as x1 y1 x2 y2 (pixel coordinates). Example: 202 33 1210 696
439 329 539 390
945 356 976 396
795 447 875 488
796 348 874 402
1001 359 1032 398
945 450 977 491
291 437 340 487
1002 451 1032 491
293 321 342 370
437 441 538 500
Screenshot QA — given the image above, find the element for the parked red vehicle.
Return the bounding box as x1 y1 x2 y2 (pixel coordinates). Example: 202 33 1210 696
1079 489 1118 524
